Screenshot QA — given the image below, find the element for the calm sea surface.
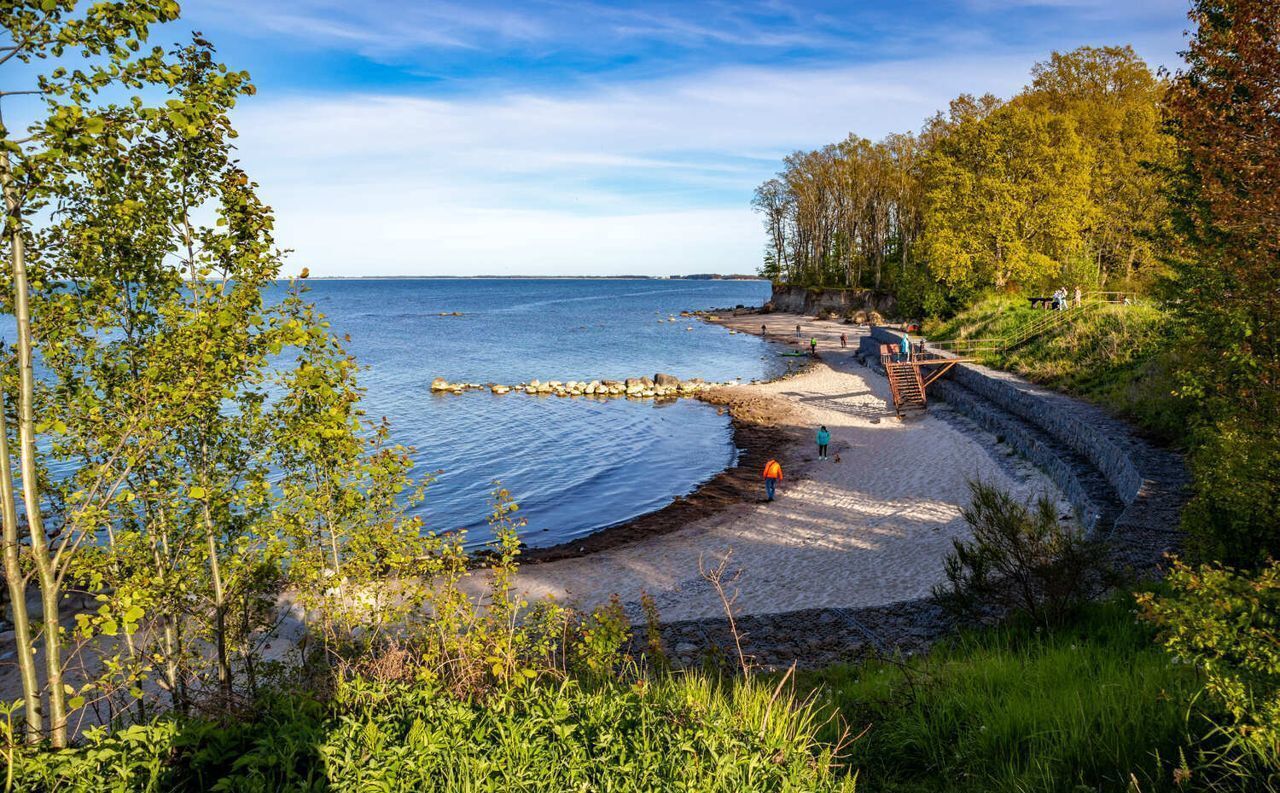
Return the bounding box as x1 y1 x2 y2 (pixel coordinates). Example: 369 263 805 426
286 279 781 548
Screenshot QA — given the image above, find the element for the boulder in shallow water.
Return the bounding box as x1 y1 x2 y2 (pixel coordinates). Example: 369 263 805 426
654 373 679 388
625 378 643 394
491 385 510 395
430 377 450 392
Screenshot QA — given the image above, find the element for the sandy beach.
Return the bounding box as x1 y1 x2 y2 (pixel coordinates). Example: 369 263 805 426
481 312 1067 623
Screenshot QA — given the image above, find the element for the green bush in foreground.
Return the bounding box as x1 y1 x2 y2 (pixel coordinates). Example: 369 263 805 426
1139 560 1280 787
0 674 856 792
935 481 1108 627
801 597 1202 793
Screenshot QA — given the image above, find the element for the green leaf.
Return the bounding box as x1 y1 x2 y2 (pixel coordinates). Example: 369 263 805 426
188 486 207 500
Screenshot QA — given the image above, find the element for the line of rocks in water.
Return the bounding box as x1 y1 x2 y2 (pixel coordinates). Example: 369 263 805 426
429 373 742 399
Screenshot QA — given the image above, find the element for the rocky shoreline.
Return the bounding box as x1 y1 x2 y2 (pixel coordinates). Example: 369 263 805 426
430 373 739 399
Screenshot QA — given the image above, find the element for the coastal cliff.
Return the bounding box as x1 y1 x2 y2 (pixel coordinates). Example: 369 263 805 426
767 283 897 317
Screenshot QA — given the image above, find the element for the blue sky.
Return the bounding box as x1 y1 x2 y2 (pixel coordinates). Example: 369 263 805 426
171 0 1191 276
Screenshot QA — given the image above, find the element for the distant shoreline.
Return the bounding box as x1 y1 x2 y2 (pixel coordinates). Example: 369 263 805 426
289 275 767 281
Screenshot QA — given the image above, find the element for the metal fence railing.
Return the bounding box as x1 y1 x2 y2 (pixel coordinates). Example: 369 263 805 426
923 291 1136 357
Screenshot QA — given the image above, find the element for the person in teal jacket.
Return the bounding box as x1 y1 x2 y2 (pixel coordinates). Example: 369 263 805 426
899 332 911 362
816 425 830 460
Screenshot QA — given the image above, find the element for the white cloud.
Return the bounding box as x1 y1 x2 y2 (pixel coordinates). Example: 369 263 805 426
233 55 1053 276
203 0 549 54
274 205 763 277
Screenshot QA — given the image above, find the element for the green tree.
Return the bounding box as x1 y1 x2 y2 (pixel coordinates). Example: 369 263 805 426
1 2 432 745
920 98 1094 290
1027 45 1174 287
0 0 183 746
1164 0 1280 564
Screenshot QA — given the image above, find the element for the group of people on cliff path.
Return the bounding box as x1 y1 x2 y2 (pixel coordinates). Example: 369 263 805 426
1051 286 1084 311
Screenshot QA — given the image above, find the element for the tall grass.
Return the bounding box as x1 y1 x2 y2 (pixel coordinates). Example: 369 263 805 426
801 597 1202 792
2 673 857 792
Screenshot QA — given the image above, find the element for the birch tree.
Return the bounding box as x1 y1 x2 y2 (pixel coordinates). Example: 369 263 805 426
0 0 182 746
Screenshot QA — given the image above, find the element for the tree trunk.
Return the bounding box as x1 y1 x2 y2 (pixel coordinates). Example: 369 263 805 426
201 500 231 702
2 150 67 747
0 380 42 741
147 505 189 715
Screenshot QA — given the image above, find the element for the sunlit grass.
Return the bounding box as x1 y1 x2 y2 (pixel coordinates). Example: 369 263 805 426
925 294 1188 443
800 597 1202 792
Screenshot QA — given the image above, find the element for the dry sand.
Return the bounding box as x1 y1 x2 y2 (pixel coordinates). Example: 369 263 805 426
474 312 1067 623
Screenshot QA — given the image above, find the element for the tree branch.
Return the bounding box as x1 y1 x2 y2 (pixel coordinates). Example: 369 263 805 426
0 10 55 69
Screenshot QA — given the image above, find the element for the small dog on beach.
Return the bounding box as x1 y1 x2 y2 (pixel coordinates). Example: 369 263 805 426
833 453 841 463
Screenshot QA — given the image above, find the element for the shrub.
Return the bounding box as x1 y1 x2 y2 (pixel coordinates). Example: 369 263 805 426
1138 560 1280 786
934 481 1108 626
572 594 631 677
1182 415 1280 566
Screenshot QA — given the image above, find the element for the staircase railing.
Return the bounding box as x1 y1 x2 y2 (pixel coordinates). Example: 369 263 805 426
927 291 1134 357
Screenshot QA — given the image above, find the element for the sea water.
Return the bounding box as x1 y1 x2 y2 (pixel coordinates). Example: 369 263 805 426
287 278 781 548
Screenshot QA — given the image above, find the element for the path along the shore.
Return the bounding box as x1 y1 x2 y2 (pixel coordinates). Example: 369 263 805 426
482 313 1067 623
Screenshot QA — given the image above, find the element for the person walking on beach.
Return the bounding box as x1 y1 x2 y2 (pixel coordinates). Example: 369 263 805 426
816 426 830 460
809 337 818 355
763 458 783 501
840 332 847 348
761 324 767 336
795 323 802 338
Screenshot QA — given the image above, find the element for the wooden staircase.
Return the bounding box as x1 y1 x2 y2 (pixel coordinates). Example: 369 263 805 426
877 342 972 417
886 360 927 415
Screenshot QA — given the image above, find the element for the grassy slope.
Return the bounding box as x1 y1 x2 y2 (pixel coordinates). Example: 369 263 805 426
801 597 1202 793
924 294 1189 444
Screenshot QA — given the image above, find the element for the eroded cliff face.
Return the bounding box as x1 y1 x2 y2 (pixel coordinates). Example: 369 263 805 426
767 284 897 317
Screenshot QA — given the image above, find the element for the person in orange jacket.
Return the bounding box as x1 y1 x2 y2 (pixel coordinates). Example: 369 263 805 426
763 458 783 501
